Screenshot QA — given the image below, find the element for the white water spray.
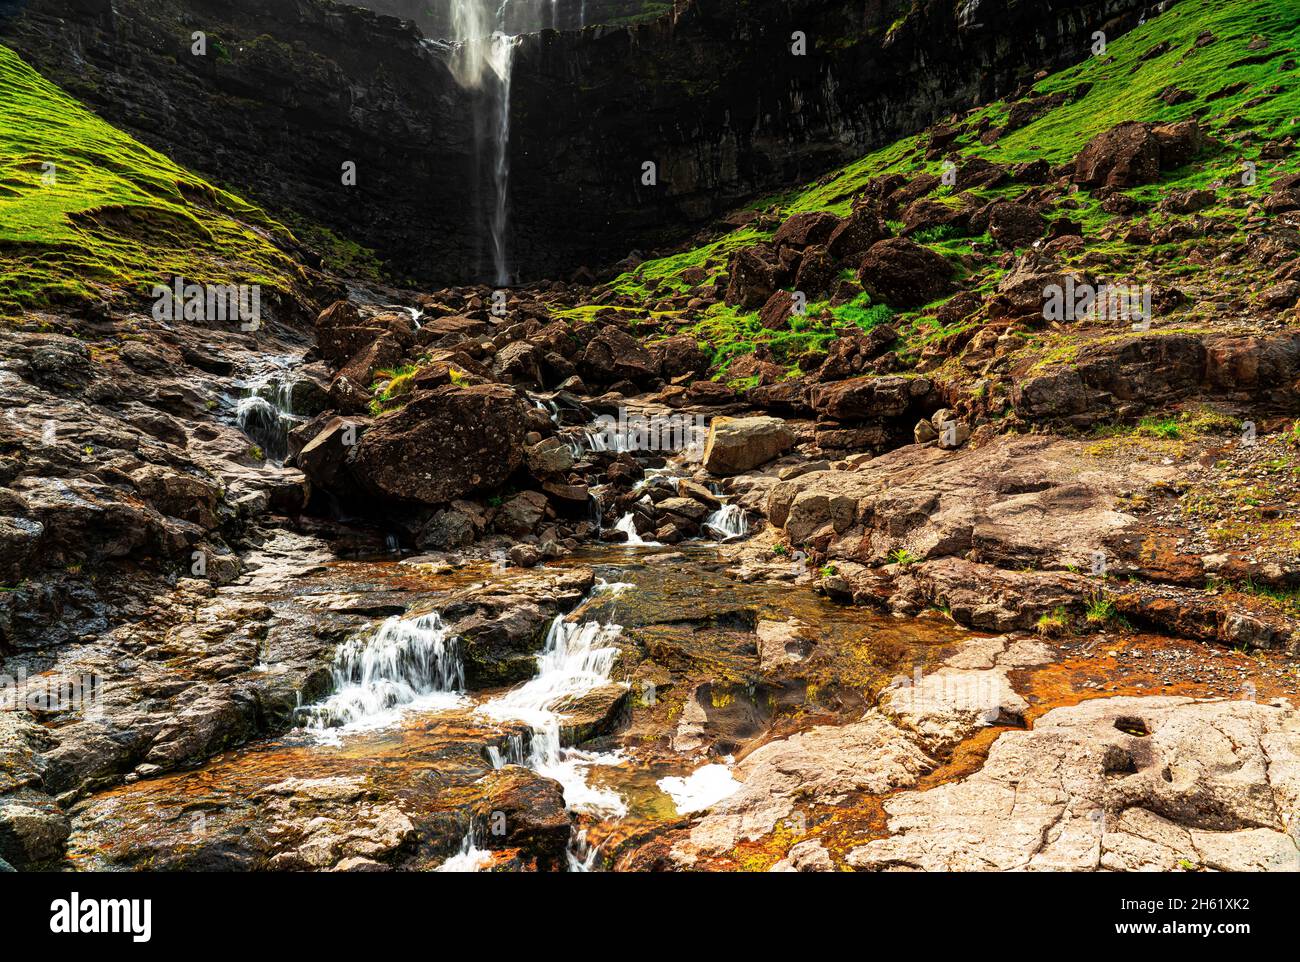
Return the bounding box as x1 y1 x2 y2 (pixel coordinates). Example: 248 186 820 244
236 362 305 463
704 502 750 541
479 580 632 826
445 1 582 284
299 612 466 733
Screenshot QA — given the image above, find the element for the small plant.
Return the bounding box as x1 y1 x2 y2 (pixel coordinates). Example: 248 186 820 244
772 543 789 557
889 547 919 567
248 444 264 461
1139 415 1181 440
819 564 838 578
1085 594 1115 624
1036 607 1069 637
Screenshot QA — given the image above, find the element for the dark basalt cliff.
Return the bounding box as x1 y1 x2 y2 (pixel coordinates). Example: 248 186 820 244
507 0 1153 275
1 0 1150 285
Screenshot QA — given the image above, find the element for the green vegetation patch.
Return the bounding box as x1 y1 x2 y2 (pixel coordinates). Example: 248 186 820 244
0 44 303 317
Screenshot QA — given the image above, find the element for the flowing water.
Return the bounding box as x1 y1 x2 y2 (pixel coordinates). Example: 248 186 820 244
297 612 467 735
444 0 584 283
704 503 750 541
64 547 969 872
235 361 306 463
480 580 632 819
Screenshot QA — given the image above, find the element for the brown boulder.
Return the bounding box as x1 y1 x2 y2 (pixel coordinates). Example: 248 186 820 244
1152 119 1205 170
1072 122 1161 188
793 244 837 297
826 206 890 261
315 300 394 366
758 290 798 330
773 211 839 250
702 416 795 475
650 335 711 380
579 327 656 386
470 767 571 870
724 244 785 308
810 374 934 421
987 201 1045 250
858 238 954 309
351 385 526 505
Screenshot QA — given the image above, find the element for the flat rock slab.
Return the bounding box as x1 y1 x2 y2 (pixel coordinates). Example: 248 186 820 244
849 696 1300 872
879 667 1028 754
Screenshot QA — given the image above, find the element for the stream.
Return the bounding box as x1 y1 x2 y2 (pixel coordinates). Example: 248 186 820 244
63 540 967 871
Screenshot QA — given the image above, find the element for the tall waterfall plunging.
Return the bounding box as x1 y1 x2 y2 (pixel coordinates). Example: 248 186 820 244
445 0 582 284
488 36 517 286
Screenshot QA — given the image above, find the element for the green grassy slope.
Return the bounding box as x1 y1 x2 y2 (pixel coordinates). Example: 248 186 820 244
0 44 304 318
609 0 1300 376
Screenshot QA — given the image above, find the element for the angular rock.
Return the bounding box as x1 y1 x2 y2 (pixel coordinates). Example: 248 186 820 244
351 385 526 505
858 238 954 309
702 417 795 475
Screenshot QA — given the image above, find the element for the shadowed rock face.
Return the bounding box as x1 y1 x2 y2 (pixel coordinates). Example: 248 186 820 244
0 0 1149 284
351 0 653 36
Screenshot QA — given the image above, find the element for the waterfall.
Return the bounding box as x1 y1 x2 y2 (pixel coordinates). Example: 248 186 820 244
488 35 517 286
614 512 660 546
236 364 304 463
704 503 750 541
444 1 583 284
478 581 632 824
298 612 466 733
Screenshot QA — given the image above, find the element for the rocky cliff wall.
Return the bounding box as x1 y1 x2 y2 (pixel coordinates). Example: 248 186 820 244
1 0 1153 285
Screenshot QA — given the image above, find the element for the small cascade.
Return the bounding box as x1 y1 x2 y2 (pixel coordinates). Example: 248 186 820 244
532 397 562 427
236 363 305 463
479 582 632 821
436 831 493 873
566 828 600 872
614 512 659 547
585 427 630 453
704 502 750 541
298 612 466 733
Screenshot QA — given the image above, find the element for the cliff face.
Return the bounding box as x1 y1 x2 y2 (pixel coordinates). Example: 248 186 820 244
505 0 1155 274
1 0 1152 285
348 0 657 36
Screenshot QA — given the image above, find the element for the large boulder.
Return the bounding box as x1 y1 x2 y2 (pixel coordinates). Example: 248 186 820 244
315 300 389 366
351 385 526 505
724 244 785 309
858 239 954 309
793 245 837 298
826 206 890 262
1072 121 1161 188
772 211 839 250
1151 119 1205 170
579 327 656 386
650 335 711 381
810 374 934 421
987 201 1046 250
702 416 795 475
470 767 571 870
